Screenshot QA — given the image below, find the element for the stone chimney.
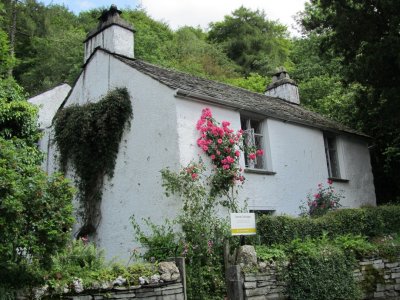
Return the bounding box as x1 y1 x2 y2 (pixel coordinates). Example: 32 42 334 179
265 67 300 104
83 5 135 63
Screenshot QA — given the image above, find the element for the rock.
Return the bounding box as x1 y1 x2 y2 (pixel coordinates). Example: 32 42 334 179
259 261 268 272
33 285 48 299
72 278 84 293
150 274 161 284
63 285 70 294
159 261 180 282
237 245 257 268
113 276 127 286
139 276 149 285
101 281 113 290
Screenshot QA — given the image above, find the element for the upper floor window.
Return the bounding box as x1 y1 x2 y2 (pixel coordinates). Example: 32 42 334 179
324 134 340 178
241 116 265 169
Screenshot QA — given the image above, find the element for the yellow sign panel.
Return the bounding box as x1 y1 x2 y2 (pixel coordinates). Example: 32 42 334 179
231 228 257 235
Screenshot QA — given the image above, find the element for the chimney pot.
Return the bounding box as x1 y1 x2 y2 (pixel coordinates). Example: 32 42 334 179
83 5 135 63
265 67 300 104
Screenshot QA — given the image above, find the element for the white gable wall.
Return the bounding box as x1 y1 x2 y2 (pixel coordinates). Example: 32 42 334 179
175 98 376 216
55 50 181 260
28 84 71 173
334 135 376 208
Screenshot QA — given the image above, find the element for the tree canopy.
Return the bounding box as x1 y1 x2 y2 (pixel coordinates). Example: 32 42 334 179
300 0 400 203
0 26 74 288
208 6 291 76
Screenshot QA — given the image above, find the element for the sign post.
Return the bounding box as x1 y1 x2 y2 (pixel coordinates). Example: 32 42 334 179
230 213 256 245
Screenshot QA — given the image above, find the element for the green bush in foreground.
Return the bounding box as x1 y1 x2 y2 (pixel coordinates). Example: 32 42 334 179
0 138 74 289
254 233 400 299
42 239 156 295
286 237 361 300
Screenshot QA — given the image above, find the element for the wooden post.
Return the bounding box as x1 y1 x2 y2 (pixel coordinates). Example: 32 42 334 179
170 257 187 300
224 240 243 300
226 265 244 300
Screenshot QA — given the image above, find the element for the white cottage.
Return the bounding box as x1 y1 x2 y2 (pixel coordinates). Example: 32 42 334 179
30 6 376 260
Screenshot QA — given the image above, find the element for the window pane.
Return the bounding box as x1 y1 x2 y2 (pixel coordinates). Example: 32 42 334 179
250 119 261 133
240 117 247 130
329 149 340 178
254 134 264 169
324 135 340 178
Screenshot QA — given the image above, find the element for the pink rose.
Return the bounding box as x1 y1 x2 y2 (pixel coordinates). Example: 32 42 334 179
327 179 333 185
226 156 235 164
256 149 264 156
201 108 212 119
217 139 223 144
249 153 256 160
222 164 230 170
210 154 216 160
191 173 198 180
235 150 240 157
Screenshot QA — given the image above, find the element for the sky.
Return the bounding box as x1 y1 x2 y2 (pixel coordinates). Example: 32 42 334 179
41 0 308 35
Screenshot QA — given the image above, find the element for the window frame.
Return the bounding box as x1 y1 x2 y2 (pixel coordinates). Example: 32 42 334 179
323 133 348 182
240 115 266 170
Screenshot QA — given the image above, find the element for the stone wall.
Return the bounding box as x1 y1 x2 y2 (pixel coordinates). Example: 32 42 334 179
243 265 287 300
242 256 400 300
354 256 400 299
58 282 185 300
17 258 186 300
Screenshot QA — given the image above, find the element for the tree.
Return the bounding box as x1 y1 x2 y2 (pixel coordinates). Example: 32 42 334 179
163 26 238 80
300 0 400 203
208 6 291 76
289 34 359 126
0 78 74 289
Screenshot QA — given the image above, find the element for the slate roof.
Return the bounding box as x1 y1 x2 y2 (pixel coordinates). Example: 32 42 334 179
113 53 366 138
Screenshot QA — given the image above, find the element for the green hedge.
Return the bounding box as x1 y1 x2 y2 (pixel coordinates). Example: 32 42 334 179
257 205 400 245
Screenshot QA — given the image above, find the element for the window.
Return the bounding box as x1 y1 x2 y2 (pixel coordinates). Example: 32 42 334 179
241 116 265 169
324 134 340 178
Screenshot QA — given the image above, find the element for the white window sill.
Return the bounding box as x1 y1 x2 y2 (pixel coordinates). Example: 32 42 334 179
244 168 276 175
328 177 349 183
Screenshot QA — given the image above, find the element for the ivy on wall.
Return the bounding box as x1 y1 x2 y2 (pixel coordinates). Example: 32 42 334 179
54 88 132 237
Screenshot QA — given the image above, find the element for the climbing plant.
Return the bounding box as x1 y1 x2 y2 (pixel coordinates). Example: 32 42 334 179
54 88 132 237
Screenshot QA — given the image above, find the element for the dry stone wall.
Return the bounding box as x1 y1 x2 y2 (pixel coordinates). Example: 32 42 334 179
354 256 400 299
242 256 400 300
56 283 185 300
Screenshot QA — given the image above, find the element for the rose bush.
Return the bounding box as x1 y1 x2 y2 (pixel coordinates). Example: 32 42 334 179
196 108 262 195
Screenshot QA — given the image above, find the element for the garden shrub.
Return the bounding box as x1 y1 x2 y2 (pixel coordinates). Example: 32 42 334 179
371 205 400 233
285 238 361 300
131 217 178 261
257 205 400 245
0 138 74 289
301 180 342 217
332 234 378 258
42 239 156 295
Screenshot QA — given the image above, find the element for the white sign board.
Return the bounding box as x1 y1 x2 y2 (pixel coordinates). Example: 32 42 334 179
230 213 256 236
